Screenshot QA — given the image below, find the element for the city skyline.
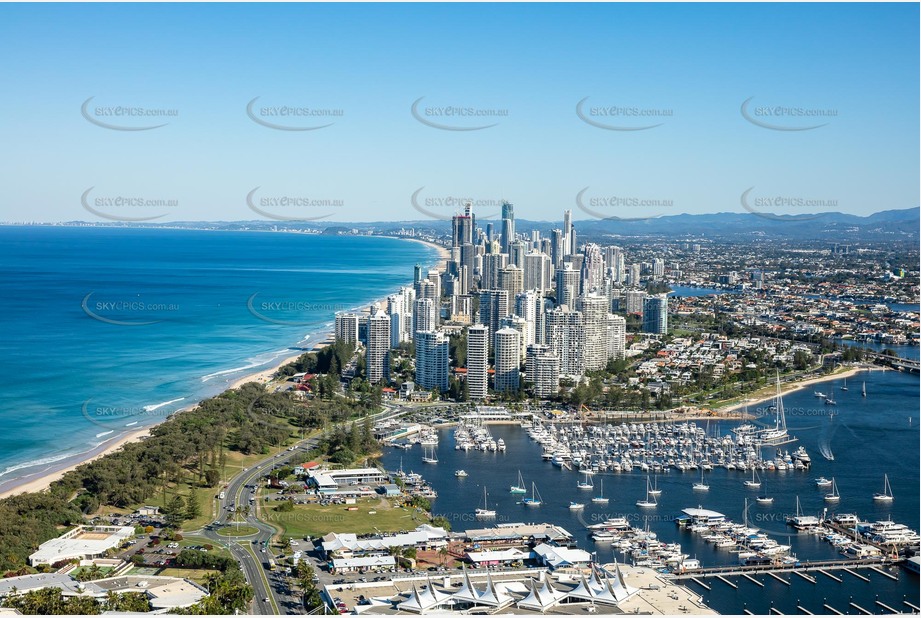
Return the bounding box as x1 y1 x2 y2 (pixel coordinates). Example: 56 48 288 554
0 3 918 223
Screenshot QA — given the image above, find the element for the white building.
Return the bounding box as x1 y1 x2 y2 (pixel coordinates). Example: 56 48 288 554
366 310 391 384
545 306 584 377
466 324 489 400
607 313 627 360
29 526 134 566
415 330 449 393
577 293 609 371
526 344 560 397
493 327 521 393
334 312 360 346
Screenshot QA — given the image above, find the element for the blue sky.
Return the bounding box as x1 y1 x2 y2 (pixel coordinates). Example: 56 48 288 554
0 3 917 223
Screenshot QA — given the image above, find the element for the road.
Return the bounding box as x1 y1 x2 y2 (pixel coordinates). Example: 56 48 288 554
192 405 410 614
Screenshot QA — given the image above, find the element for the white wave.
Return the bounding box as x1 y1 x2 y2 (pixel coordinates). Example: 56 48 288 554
200 349 297 382
143 397 186 412
0 446 96 479
125 421 138 427
96 430 114 438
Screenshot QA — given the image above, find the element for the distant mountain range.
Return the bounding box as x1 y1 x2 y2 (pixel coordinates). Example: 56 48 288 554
25 207 920 243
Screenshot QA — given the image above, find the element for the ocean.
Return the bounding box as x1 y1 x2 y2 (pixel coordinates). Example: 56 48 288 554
0 226 438 491
381 369 920 614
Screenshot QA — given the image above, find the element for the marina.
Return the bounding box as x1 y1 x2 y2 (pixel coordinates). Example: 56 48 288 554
381 368 920 614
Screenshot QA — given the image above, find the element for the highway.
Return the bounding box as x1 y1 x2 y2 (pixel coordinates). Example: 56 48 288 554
192 404 410 614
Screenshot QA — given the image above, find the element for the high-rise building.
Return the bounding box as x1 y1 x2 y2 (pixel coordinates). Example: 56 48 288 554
625 289 646 315
555 263 580 310
642 295 668 334
478 289 509 345
366 310 391 384
480 253 508 291
427 269 442 300
450 294 473 324
545 305 584 376
628 263 642 286
498 265 524 301
334 312 360 346
515 290 543 348
550 229 564 269
413 297 436 336
500 314 528 359
493 327 521 393
523 251 550 293
451 204 474 248
652 258 665 279
526 344 559 397
466 324 489 400
581 243 604 294
563 209 573 256
500 201 515 255
415 330 449 393
577 293 609 371
607 314 627 360
386 295 405 347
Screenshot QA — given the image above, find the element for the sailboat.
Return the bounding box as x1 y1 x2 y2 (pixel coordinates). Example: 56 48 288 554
840 378 848 392
648 475 662 496
577 473 594 490
756 478 773 504
592 478 609 504
475 487 496 518
743 468 761 488
693 467 709 491
824 477 840 503
862 381 867 397
636 475 658 508
422 444 438 464
873 474 894 502
522 482 542 507
509 470 527 494
568 501 585 510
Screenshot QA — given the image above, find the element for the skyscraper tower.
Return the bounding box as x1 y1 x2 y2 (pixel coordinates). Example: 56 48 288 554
415 330 449 392
563 209 573 256
555 263 580 310
366 310 391 384
478 289 509 345
643 295 668 334
494 327 521 393
466 324 489 400
577 293 609 371
500 201 515 255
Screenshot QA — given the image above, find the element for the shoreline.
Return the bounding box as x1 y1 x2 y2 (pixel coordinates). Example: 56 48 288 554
0 428 151 500
717 365 883 414
0 235 447 502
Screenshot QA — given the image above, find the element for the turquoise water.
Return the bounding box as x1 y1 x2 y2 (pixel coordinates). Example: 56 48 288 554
0 227 437 488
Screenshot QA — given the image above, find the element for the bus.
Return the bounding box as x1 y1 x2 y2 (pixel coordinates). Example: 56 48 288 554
267 558 276 571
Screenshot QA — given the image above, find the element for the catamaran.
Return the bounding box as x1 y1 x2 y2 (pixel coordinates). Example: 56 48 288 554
592 478 609 504
475 487 496 518
873 473 894 502
522 482 542 507
824 477 841 503
693 467 709 491
636 475 658 508
577 473 593 490
509 470 527 494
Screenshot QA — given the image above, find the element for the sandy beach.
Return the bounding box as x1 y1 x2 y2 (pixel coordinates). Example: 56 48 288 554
718 365 884 413
0 428 151 500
